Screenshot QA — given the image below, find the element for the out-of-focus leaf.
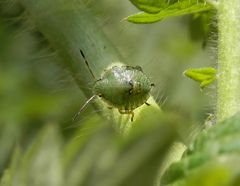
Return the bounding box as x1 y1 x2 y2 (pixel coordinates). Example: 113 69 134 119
96 121 176 186
163 156 240 186
63 113 182 186
0 169 11 186
0 124 20 173
127 1 213 24
1 124 64 186
64 116 114 186
62 115 105 171
129 0 167 14
182 159 234 186
0 147 21 186
0 112 187 186
21 124 63 186
161 113 240 186
184 67 216 89
188 12 211 44
89 115 179 186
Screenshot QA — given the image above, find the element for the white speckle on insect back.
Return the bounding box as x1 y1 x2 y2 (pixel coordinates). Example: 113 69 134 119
112 66 132 83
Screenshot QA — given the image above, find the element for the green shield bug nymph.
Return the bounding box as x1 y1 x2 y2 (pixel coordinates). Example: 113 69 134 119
73 50 154 122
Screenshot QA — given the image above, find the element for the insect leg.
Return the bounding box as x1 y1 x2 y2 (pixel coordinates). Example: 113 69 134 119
130 111 134 122
118 109 135 122
96 78 102 82
145 102 151 106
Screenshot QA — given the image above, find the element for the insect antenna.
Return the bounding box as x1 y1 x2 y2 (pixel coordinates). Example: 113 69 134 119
80 50 96 80
73 95 97 121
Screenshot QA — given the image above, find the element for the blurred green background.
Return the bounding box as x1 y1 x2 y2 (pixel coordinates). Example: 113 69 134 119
0 0 214 184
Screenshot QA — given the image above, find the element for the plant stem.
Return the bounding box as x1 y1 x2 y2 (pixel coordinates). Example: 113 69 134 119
18 0 161 133
217 0 240 122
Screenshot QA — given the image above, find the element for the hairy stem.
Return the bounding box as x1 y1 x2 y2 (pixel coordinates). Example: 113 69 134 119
18 0 161 133
217 0 240 122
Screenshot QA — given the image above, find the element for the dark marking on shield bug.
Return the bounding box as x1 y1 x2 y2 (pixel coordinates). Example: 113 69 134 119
73 50 154 122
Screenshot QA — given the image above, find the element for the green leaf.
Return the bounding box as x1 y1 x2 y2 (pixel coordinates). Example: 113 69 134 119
183 67 216 89
21 124 63 186
161 113 240 186
0 148 22 186
64 114 179 186
0 124 63 186
178 161 232 186
0 124 20 174
94 116 178 186
127 1 213 24
129 0 167 14
188 12 212 45
64 121 114 186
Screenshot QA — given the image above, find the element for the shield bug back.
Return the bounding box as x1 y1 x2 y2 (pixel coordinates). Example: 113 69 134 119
73 50 154 121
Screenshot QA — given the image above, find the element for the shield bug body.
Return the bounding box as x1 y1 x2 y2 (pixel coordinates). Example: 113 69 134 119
74 50 154 121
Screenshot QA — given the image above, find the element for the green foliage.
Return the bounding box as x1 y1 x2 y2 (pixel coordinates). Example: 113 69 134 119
0 115 179 186
129 0 168 14
1 0 239 186
183 67 216 89
161 113 240 186
127 0 213 24
188 12 212 43
0 124 63 186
